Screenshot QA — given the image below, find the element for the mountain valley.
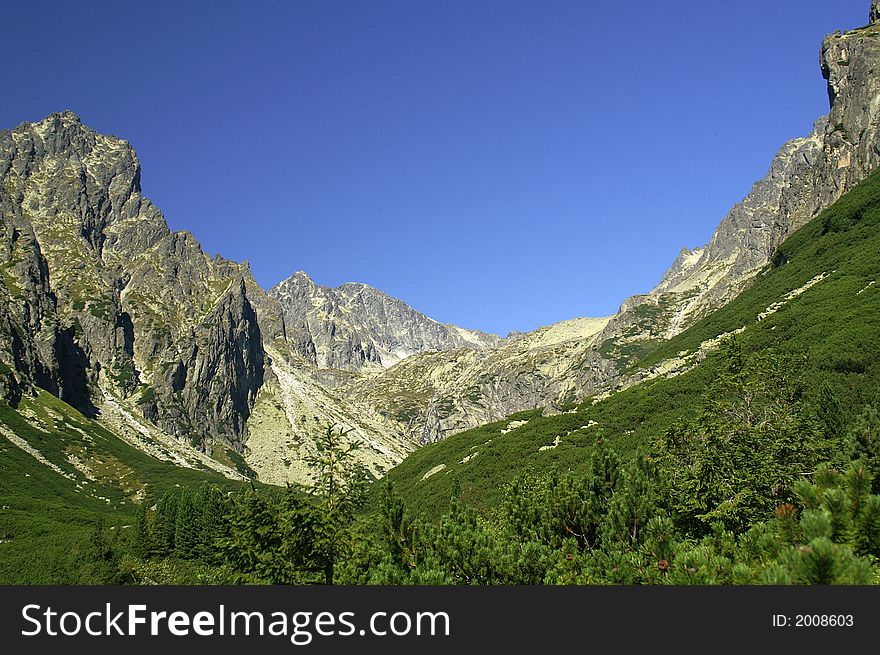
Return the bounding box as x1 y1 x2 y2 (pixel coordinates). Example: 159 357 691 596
2 0 880 586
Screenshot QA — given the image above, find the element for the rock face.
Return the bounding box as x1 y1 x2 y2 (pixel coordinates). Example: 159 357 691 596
0 112 264 450
0 111 497 482
0 214 90 410
346 316 613 444
270 271 501 370
602 17 880 341
871 0 880 24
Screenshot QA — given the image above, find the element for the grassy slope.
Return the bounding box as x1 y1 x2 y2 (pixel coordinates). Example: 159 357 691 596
0 391 244 583
380 169 880 519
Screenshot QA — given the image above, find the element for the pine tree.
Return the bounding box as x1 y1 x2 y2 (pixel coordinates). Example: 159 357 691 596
151 492 179 557
850 404 880 493
304 424 368 584
654 338 830 532
219 487 295 583
134 502 151 559
174 490 199 559
381 480 420 572
601 456 659 549
194 484 228 562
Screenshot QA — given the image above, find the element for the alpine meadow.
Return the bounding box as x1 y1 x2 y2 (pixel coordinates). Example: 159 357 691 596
3 1 880 587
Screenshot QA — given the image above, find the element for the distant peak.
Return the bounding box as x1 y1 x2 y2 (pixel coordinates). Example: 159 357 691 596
279 270 316 287
39 110 83 126
54 110 81 121
338 281 376 292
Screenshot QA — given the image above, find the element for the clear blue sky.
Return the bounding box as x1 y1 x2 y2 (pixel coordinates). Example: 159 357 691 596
0 1 869 336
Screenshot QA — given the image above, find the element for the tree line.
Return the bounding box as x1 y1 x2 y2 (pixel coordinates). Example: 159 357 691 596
93 339 880 584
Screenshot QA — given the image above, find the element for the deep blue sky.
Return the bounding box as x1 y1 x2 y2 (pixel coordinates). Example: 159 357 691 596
0 1 869 336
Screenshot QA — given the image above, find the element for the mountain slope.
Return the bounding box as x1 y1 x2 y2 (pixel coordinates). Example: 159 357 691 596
346 315 612 444
383 166 880 517
0 389 248 583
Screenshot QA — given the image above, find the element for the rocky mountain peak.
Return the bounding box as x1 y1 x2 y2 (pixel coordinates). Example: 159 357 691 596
1 112 268 453
287 270 316 285
630 13 880 334
270 272 501 370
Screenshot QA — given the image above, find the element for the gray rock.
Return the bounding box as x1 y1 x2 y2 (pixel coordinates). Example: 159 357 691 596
270 270 501 370
0 111 266 451
0 214 88 409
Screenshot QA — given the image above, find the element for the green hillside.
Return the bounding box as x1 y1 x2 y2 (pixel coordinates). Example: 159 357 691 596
0 391 246 583
380 168 880 519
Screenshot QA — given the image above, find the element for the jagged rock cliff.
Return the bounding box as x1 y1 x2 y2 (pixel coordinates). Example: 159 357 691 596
270 271 501 370
0 111 498 482
595 11 880 355
0 112 264 450
0 213 90 410
346 316 612 444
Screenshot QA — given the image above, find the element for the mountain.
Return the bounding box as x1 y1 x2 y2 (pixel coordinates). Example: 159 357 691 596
0 113 500 483
269 270 501 371
383 163 880 518
3 1 880 585
345 316 613 444
0 112 265 454
243 274 505 484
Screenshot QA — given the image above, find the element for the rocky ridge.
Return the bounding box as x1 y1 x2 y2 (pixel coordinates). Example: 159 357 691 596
0 113 497 481
269 271 501 371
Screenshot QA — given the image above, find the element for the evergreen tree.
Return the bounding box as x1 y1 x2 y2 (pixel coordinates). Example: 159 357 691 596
134 502 150 559
219 487 296 583
427 500 508 584
151 492 179 557
305 424 368 584
655 338 830 532
75 522 135 584
194 484 228 562
174 490 199 559
601 456 659 549
380 480 421 573
849 404 880 493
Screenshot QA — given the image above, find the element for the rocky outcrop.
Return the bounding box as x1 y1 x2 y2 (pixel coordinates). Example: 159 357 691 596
144 278 264 442
0 213 90 410
594 12 880 354
270 271 501 371
818 23 880 204
347 316 612 444
0 111 265 450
